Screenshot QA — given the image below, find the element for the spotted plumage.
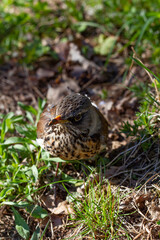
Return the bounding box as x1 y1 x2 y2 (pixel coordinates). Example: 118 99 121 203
37 93 108 160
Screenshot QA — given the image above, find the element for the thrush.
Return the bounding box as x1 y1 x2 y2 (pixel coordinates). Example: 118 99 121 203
37 93 108 161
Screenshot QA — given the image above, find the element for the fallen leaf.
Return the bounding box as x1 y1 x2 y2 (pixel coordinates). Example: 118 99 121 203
41 194 56 211
51 213 63 227
68 43 100 70
46 80 80 104
52 200 74 215
54 42 70 61
36 68 54 79
41 214 63 227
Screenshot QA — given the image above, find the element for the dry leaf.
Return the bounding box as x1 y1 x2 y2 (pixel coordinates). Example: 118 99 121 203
51 213 63 227
41 194 56 211
36 68 54 79
52 200 74 215
54 42 70 61
47 80 80 104
68 43 100 70
41 214 63 227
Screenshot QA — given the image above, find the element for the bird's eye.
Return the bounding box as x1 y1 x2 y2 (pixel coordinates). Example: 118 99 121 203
74 114 82 122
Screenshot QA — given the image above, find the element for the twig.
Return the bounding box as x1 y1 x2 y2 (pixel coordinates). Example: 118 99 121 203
105 134 154 168
133 232 144 240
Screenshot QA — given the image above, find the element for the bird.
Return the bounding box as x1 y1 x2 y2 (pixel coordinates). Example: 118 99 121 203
37 93 108 162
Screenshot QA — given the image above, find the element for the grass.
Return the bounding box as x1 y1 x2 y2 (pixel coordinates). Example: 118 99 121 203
0 98 69 239
67 181 129 239
0 0 160 68
122 55 160 139
0 98 83 239
0 99 45 202
0 63 160 238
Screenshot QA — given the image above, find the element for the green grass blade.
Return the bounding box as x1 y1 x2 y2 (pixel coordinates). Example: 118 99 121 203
131 57 160 82
135 17 155 51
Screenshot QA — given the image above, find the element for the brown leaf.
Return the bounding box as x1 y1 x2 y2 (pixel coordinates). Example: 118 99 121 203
68 43 100 70
46 80 80 104
36 68 54 79
54 42 70 61
51 213 63 227
52 200 74 215
41 214 63 227
41 194 56 211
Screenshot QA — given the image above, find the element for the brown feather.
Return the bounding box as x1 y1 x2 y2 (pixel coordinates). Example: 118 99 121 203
37 105 56 138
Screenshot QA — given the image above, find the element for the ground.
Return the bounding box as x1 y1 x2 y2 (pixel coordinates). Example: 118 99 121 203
0 2 160 237
0 42 160 239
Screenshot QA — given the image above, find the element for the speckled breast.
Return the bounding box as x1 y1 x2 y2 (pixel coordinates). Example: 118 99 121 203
43 124 101 160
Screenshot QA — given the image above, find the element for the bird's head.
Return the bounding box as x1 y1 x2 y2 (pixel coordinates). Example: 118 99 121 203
48 93 98 135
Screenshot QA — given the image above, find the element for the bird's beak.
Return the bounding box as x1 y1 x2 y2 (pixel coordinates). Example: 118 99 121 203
48 115 69 126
